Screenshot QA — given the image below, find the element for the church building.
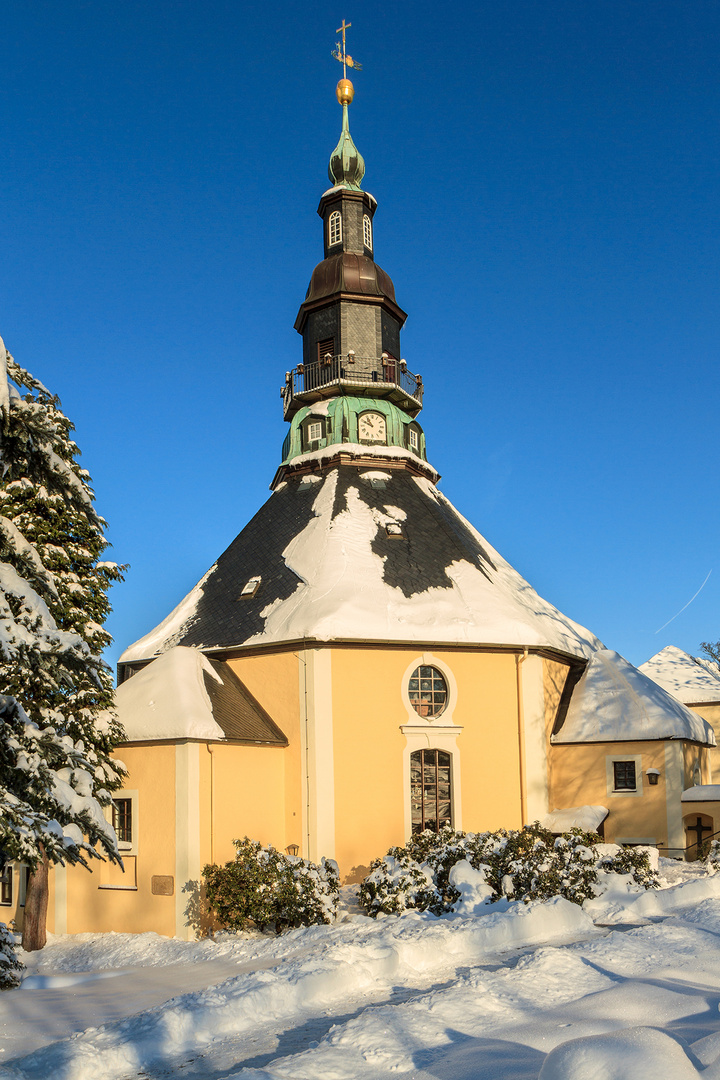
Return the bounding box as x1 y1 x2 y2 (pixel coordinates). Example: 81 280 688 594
5 68 714 940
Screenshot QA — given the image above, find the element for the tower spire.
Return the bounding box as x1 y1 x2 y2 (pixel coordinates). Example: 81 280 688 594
329 21 365 190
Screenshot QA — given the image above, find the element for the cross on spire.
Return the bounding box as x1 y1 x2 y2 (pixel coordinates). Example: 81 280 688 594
332 19 362 79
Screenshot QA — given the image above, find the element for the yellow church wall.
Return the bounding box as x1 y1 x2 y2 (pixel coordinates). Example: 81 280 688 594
542 659 572 743
226 651 304 849
549 741 671 845
682 741 712 789
686 703 720 780
328 646 523 881
199 742 287 869
63 743 177 937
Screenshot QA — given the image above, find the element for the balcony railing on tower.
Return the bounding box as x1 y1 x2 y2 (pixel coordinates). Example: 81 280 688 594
282 354 423 420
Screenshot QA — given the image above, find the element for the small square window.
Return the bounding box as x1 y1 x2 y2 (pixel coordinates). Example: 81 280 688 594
613 761 636 791
308 421 323 442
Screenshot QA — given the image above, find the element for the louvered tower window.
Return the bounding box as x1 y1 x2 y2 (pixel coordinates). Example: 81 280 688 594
328 211 342 246
411 749 452 834
317 338 335 365
363 214 373 250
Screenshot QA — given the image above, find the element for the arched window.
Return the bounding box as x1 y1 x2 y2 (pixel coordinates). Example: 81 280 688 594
410 749 452 834
363 214 373 250
408 665 448 717
328 211 342 247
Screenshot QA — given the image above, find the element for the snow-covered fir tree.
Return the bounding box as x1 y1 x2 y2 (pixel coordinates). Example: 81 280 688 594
0 337 125 954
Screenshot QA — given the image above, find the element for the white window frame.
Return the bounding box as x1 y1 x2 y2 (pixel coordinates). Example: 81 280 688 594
328 211 342 246
106 789 139 855
605 755 643 798
363 214 373 250
307 421 323 443
408 428 419 453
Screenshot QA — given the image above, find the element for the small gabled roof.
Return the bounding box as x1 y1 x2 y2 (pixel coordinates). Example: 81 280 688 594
116 646 287 745
639 646 720 705
553 649 716 746
120 465 602 665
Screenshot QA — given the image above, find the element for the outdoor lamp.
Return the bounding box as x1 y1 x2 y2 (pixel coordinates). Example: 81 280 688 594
646 768 660 786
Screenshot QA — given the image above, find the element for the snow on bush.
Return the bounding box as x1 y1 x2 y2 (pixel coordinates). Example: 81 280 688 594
359 824 659 917
0 922 22 989
203 837 340 933
704 838 720 874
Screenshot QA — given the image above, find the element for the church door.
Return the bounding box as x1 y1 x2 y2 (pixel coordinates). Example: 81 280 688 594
410 749 452 835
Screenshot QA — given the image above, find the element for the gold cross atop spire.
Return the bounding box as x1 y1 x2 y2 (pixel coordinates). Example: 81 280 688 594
332 19 362 79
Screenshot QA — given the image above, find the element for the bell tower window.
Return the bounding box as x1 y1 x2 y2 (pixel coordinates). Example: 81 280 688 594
328 211 342 247
363 214 373 251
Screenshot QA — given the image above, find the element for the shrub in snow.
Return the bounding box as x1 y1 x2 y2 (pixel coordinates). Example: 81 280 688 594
359 824 659 917
0 923 23 990
704 839 720 874
203 838 340 933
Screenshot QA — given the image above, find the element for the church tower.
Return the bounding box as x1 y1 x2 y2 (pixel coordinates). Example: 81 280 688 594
275 68 435 486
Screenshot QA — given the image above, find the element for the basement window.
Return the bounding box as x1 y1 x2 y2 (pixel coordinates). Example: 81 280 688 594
240 576 262 598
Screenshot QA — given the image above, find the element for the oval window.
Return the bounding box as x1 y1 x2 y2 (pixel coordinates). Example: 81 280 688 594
408 665 448 718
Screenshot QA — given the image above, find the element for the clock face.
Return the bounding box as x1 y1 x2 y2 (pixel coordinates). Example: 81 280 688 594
358 412 387 443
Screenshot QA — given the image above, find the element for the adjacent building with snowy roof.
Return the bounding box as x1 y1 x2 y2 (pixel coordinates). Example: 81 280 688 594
20 73 718 941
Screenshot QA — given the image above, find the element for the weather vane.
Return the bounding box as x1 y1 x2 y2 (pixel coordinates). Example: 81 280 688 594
332 19 362 79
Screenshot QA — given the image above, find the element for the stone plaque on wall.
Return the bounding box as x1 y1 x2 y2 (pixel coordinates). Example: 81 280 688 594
151 875 174 896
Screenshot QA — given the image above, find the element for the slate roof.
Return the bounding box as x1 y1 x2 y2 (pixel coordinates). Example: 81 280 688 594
204 659 287 745
116 646 287 744
120 464 602 666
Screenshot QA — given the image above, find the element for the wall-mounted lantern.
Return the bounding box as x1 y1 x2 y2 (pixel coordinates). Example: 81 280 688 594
646 768 661 786
286 844 300 856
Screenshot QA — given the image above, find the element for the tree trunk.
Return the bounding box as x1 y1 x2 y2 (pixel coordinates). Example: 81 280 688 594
22 853 49 952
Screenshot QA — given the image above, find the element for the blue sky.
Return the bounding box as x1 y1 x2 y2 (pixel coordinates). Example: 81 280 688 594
1 0 718 673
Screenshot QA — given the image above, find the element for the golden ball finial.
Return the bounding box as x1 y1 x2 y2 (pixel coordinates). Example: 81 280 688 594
336 78 354 105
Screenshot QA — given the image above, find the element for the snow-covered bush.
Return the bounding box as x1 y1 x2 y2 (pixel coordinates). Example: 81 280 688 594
0 923 23 990
203 838 340 933
704 839 720 874
359 824 659 917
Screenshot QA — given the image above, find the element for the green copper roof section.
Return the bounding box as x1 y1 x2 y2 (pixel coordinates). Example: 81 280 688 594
328 103 365 190
281 397 426 466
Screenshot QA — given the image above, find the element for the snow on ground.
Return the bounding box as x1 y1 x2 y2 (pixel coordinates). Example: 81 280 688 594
2 863 720 1079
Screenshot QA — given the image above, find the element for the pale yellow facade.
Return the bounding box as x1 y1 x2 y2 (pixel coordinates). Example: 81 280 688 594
4 641 713 939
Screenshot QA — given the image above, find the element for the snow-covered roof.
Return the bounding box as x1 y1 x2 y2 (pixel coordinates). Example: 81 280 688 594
540 805 609 834
120 466 603 663
681 785 720 803
553 649 716 746
639 646 720 705
115 646 287 744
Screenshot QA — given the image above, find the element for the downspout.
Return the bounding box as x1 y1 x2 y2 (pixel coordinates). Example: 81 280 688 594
296 646 311 859
205 743 214 865
516 648 529 826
